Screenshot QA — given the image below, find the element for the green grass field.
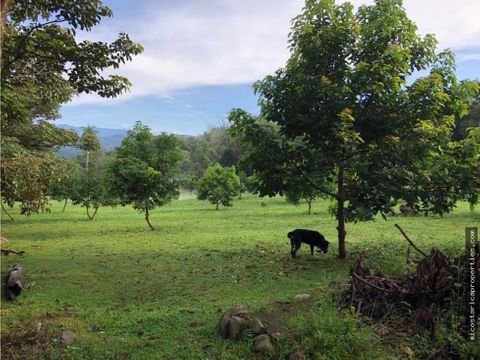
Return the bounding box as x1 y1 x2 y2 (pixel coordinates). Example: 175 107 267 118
1 194 478 359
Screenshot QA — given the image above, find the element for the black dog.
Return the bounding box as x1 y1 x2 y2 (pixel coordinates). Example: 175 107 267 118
288 229 329 258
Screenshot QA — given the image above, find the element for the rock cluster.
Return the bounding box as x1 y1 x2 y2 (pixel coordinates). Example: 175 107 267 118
218 295 312 356
217 304 271 353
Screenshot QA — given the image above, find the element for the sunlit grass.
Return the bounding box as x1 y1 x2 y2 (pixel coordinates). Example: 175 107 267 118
1 194 478 359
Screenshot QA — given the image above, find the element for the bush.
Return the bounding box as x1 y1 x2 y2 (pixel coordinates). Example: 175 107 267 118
197 163 241 209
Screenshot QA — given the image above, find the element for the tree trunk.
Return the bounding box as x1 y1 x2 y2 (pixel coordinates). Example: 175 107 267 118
307 199 312 215
337 162 347 259
85 151 90 175
1 202 14 221
92 206 98 220
86 205 98 220
0 0 11 61
216 202 219 210
62 197 68 212
145 206 155 231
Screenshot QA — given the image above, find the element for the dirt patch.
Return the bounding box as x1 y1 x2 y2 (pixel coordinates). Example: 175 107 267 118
1 322 58 359
1 311 78 360
254 288 323 339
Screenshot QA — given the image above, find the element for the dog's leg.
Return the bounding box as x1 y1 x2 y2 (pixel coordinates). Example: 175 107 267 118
310 244 314 255
291 241 301 258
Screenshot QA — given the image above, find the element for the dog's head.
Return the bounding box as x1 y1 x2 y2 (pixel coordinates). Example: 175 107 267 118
287 231 293 240
317 239 329 253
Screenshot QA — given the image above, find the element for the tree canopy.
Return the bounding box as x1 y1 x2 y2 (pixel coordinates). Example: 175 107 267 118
197 163 241 210
232 0 479 258
453 96 480 141
1 0 143 215
109 122 182 230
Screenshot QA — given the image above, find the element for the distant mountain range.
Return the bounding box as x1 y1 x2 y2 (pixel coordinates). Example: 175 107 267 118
57 124 129 158
57 124 193 158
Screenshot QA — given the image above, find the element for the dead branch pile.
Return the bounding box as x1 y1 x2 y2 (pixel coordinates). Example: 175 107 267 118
338 249 457 319
336 225 480 326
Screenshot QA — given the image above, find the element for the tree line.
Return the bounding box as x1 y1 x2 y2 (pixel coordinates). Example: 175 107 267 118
1 0 479 258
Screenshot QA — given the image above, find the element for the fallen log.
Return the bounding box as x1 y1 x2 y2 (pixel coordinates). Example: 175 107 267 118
1 249 25 256
5 263 23 300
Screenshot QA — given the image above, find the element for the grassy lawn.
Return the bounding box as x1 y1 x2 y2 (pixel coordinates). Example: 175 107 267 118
1 194 478 359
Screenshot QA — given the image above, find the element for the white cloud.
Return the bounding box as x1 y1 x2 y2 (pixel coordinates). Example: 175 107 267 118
66 0 480 106
457 53 480 63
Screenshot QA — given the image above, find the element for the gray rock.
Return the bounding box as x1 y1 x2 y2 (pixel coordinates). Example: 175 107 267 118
228 316 248 339
249 317 266 335
294 294 312 301
254 334 273 352
217 304 251 339
60 330 76 345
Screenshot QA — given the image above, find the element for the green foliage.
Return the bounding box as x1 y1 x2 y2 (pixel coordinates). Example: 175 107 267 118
109 121 182 229
2 0 143 98
229 109 334 206
285 184 326 215
70 151 116 220
1 0 142 150
197 163 241 209
453 96 480 140
49 159 82 211
0 80 76 150
1 150 67 216
235 0 479 257
237 170 253 198
178 175 199 191
1 0 142 214
287 305 383 360
78 126 101 153
177 126 246 178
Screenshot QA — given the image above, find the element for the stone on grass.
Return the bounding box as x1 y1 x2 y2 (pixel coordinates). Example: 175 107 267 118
249 317 266 335
254 334 273 352
60 330 76 345
228 316 248 339
218 304 252 339
294 294 312 302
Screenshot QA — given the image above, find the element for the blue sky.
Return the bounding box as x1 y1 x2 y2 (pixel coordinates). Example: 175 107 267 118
60 0 480 135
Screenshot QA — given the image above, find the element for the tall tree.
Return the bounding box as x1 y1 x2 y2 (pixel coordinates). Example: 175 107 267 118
49 159 82 212
70 151 115 220
285 186 324 215
78 126 101 174
1 0 142 214
234 0 479 258
109 122 182 230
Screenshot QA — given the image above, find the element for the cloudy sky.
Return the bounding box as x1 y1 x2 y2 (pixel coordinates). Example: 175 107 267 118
61 0 480 135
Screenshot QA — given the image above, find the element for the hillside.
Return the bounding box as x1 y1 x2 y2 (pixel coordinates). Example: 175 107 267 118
57 125 128 157
57 124 195 158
